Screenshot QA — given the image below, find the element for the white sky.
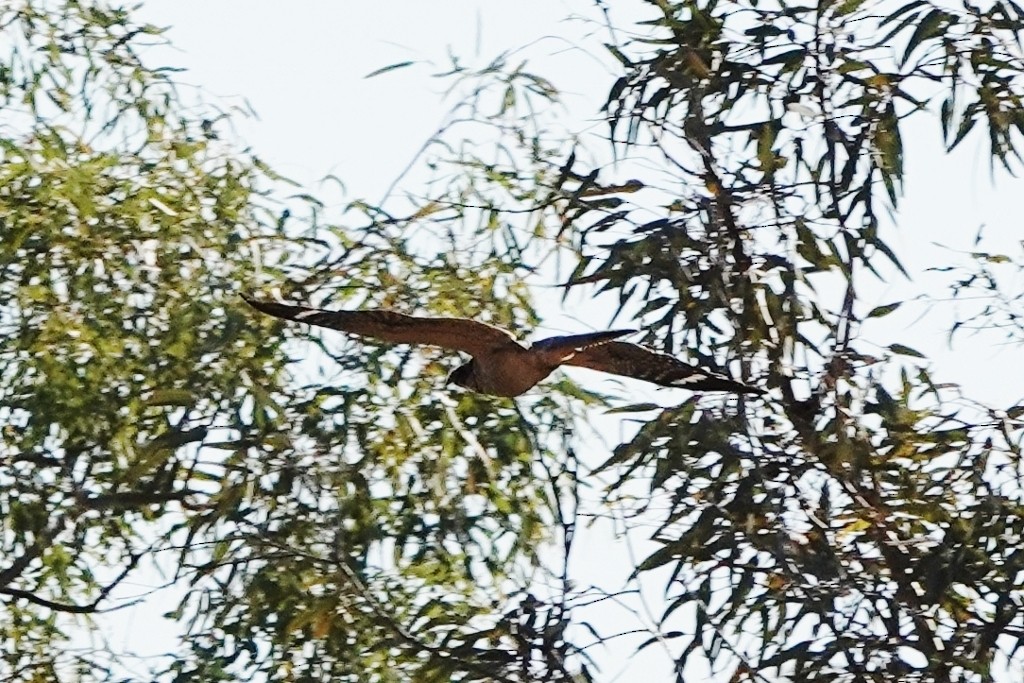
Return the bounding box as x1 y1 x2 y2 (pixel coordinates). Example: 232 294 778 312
136 2 612 198
132 0 1021 402
96 1 1024 680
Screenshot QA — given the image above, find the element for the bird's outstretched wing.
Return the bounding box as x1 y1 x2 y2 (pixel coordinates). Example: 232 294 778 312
531 330 637 358
242 295 521 357
562 341 764 394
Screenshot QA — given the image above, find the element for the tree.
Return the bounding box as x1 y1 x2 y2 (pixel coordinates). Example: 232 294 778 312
557 1 1024 680
0 1 283 677
1 1 1022 682
0 2 586 681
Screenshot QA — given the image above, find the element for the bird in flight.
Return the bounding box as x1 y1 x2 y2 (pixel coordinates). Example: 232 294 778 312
241 295 764 398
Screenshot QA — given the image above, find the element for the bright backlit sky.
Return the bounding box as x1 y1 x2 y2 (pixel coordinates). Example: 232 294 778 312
104 1 1024 680
138 2 614 199
132 0 1020 402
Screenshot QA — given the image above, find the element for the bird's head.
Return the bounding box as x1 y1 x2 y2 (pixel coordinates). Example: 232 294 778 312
446 362 475 391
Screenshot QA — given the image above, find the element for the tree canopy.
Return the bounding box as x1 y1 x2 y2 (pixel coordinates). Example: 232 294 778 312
0 1 1022 682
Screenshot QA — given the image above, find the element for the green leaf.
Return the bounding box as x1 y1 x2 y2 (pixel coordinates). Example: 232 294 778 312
364 60 415 79
888 343 926 358
836 0 869 16
901 9 950 66
866 302 902 318
145 389 195 406
605 402 661 414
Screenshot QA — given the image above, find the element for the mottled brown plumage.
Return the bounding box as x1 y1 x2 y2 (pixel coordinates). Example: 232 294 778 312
242 295 763 397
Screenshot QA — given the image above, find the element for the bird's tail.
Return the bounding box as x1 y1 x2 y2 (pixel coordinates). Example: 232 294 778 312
241 294 331 325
